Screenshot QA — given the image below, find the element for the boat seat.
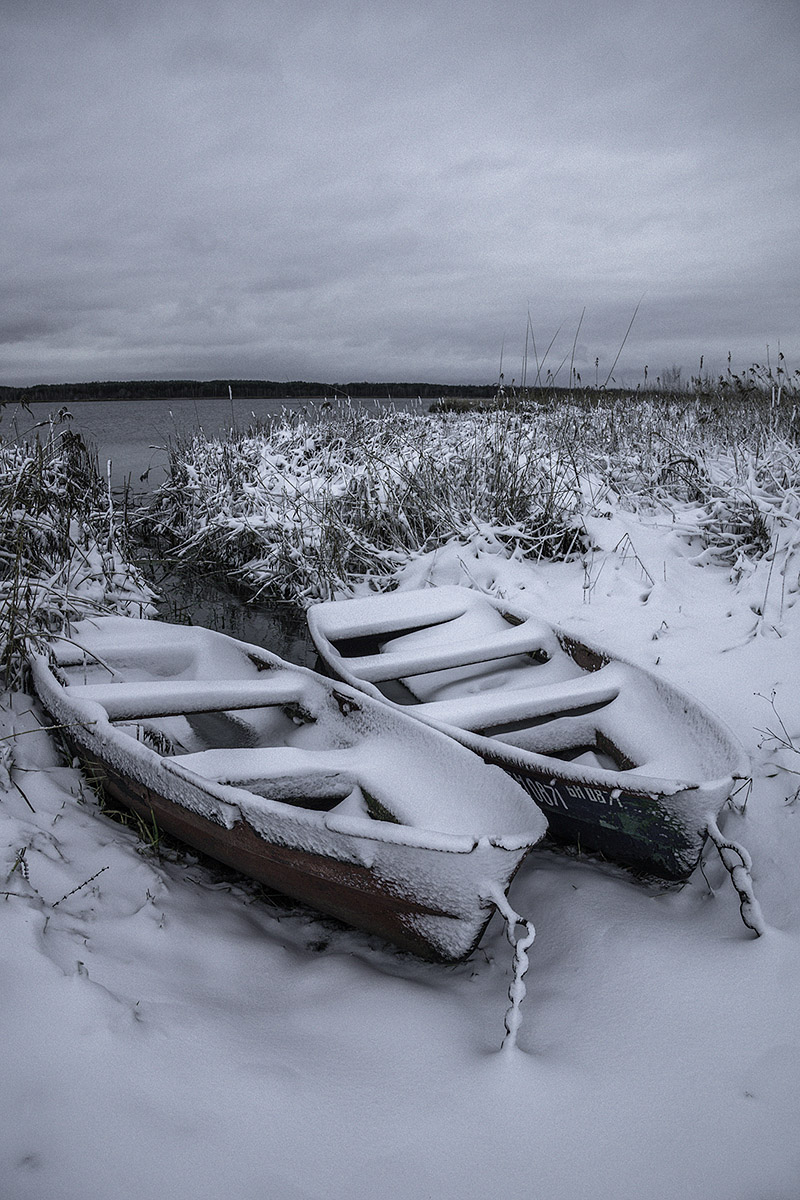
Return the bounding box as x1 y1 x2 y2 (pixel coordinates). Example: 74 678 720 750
414 661 632 732
165 745 355 783
311 589 474 640
342 618 555 684
51 632 206 668
64 677 302 721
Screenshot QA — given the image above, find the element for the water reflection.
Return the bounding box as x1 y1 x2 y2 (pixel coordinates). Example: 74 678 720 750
135 545 316 669
16 395 427 489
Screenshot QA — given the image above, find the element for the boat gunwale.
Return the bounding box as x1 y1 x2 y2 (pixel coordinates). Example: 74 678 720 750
28 624 546 857
308 590 749 799
307 583 753 801
26 617 550 962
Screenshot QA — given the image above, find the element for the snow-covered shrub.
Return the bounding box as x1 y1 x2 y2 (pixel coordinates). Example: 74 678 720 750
151 404 589 603
0 419 154 687
151 392 800 612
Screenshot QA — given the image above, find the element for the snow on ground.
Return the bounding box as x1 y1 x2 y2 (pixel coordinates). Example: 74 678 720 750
3 504 800 1200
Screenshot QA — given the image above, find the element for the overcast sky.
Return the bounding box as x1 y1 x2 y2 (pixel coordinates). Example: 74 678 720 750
3 0 798 388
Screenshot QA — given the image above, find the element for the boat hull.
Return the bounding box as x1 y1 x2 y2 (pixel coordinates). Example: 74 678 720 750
31 616 545 962
65 736 494 960
308 587 750 883
478 750 706 881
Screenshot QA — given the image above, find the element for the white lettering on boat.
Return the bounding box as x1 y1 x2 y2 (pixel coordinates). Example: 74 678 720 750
513 776 569 811
510 771 626 811
565 783 625 808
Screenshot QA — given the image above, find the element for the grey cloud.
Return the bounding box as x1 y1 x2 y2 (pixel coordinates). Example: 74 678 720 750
0 317 66 346
1 0 797 386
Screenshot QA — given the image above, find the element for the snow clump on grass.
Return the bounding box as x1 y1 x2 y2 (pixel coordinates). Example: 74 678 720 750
0 418 155 688
152 393 800 622
151 403 590 603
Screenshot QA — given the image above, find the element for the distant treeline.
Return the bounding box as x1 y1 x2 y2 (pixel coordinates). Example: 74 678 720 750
0 379 500 405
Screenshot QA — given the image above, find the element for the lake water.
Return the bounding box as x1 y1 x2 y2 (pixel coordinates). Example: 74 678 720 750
5 394 422 657
11 395 426 492
135 542 318 667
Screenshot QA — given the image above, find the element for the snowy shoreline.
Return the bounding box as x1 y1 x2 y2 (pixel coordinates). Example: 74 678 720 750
3 403 800 1199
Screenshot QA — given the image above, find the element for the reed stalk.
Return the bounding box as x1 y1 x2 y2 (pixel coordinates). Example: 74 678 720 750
150 383 800 614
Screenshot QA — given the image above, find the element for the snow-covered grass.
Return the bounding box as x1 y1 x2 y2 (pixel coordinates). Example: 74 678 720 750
150 393 800 613
0 420 154 688
150 401 590 600
4 396 800 1198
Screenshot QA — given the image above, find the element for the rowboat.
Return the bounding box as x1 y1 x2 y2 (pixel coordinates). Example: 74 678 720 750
307 586 752 884
29 615 546 962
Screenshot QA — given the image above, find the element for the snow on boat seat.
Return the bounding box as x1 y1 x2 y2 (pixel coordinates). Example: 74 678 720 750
339 617 556 683
315 587 479 641
62 677 302 721
425 659 725 791
163 743 538 840
164 746 368 812
52 635 206 673
50 620 279 684
311 588 735 787
316 591 558 683
166 746 354 784
416 662 627 732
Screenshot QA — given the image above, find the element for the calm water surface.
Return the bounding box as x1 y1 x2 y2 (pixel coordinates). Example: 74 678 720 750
135 543 318 666
14 395 424 491
8 395 419 657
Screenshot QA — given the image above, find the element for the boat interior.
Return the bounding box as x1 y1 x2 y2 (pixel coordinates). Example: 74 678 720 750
320 596 729 784
51 638 380 815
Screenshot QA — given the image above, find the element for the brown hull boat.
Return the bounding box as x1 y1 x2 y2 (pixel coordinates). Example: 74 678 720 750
30 615 546 962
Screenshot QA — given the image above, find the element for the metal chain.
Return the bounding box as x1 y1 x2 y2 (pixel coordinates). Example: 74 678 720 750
705 816 765 937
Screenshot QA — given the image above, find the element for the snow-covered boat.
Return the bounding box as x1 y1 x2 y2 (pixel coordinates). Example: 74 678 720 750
29 615 546 962
307 586 752 883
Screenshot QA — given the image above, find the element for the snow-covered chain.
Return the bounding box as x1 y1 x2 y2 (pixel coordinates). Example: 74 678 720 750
483 879 536 1053
705 815 766 937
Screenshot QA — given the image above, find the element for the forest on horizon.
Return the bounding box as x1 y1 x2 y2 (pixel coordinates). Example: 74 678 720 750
0 378 500 404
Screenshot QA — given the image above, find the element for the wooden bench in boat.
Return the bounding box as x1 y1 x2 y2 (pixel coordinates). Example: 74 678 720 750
59 677 306 721
413 662 629 732
343 618 555 683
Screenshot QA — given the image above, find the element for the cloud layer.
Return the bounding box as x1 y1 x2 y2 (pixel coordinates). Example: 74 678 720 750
3 0 798 386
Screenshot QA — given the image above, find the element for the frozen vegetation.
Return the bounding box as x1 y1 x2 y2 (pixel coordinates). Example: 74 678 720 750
0 421 154 688
151 389 800 614
3 389 800 1198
